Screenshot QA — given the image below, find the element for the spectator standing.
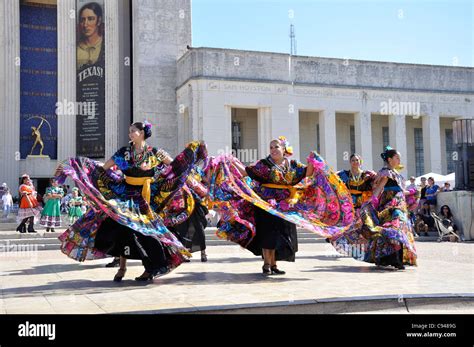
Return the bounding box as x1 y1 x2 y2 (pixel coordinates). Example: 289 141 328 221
425 177 440 212
2 188 13 219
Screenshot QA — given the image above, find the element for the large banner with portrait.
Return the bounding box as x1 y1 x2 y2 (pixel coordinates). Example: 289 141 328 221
76 0 105 158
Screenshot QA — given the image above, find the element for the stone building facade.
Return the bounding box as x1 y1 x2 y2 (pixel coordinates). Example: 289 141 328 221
1 0 473 196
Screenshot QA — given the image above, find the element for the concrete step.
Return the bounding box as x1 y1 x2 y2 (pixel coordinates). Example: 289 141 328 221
0 222 23 231
0 227 321 237
0 236 456 254
0 221 71 231
4 228 444 250
0 227 325 252
0 233 321 241
0 232 64 239
0 227 435 238
0 243 59 252
0 237 59 244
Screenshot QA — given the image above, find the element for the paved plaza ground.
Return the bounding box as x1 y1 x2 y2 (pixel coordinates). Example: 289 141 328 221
0 228 472 314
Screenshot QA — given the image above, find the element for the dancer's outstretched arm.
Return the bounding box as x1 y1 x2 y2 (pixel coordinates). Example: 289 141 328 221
305 161 314 177
161 154 173 165
232 159 248 177
102 159 116 171
372 175 388 199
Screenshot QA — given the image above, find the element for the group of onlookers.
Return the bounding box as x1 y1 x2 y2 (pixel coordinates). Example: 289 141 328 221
408 176 463 241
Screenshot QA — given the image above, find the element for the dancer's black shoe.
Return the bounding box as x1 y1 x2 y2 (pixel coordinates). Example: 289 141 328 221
271 266 286 275
105 258 120 268
135 267 170 281
113 268 127 282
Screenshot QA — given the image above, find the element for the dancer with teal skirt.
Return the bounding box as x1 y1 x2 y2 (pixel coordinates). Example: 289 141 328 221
40 178 64 232
68 187 84 225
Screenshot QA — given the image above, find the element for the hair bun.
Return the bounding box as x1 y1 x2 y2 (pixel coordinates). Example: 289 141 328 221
143 120 152 129
143 121 152 139
380 145 393 160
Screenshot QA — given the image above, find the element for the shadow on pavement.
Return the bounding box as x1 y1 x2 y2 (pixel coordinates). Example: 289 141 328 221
196 254 347 264
0 279 149 299
297 255 348 261
0 270 311 298
159 271 311 286
3 261 143 276
300 265 399 273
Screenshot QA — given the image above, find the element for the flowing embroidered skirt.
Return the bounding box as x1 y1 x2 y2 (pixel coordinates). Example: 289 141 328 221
205 151 354 259
169 203 208 253
57 141 207 273
246 207 298 262
94 217 169 271
331 189 417 267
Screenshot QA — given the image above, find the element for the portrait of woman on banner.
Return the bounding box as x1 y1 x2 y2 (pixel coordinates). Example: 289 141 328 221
77 2 105 69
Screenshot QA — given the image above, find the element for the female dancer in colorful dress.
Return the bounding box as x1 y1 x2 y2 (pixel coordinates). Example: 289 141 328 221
338 154 376 215
105 166 210 267
57 121 207 281
230 138 312 274
331 146 417 270
105 154 211 267
323 154 376 243
205 136 354 275
16 174 42 233
68 187 84 225
40 178 64 232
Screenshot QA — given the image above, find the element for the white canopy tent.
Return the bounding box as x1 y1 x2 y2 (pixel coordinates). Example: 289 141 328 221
405 172 456 188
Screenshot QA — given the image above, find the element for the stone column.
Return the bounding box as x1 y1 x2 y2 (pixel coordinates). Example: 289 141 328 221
200 93 229 157
269 93 300 160
354 111 373 170
57 0 76 160
290 105 301 161
0 0 21 191
176 104 187 150
422 113 442 174
217 104 231 156
104 0 120 160
176 86 194 150
258 107 272 158
190 83 202 141
179 81 204 151
319 108 337 169
388 114 408 176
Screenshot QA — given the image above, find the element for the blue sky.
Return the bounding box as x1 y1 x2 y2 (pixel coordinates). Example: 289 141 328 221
192 0 473 67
